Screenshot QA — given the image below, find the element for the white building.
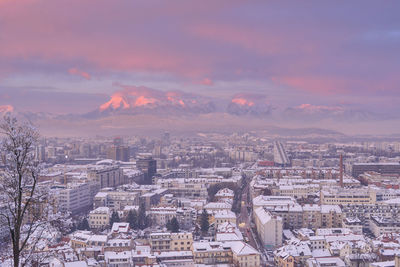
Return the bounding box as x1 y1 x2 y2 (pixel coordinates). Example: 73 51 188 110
58 182 92 214
254 207 283 249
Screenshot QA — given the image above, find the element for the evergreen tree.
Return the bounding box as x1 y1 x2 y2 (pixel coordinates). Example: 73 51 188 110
166 217 180 233
200 209 209 233
82 218 90 230
77 218 90 230
170 217 180 233
110 211 120 227
138 203 148 229
70 223 77 233
127 210 138 229
166 219 171 231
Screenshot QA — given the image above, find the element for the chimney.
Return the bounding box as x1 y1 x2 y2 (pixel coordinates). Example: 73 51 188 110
340 154 344 188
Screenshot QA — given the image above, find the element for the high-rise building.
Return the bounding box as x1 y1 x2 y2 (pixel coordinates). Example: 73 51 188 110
136 153 157 184
162 132 170 145
273 141 290 166
113 137 123 146
35 145 46 162
107 146 130 162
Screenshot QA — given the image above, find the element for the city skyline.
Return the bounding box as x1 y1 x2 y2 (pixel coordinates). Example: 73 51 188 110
2 3 400 264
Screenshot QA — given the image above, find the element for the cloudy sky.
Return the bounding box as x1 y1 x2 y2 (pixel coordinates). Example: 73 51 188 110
0 1 399 134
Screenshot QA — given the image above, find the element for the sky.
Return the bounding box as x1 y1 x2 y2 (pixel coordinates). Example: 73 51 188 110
0 1 399 135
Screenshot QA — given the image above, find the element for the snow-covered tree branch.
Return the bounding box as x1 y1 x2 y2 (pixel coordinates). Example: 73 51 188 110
0 115 47 267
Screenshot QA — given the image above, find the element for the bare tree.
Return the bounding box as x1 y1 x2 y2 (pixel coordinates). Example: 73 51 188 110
0 116 45 267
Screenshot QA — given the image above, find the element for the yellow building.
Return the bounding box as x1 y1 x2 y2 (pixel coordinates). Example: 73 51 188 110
170 232 193 251
150 232 193 252
88 207 111 229
321 188 376 205
229 241 261 267
275 254 295 267
213 210 237 227
192 241 233 265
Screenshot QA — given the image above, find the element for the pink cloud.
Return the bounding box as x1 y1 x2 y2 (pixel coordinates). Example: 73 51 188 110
0 0 398 103
296 104 344 113
271 76 349 95
198 78 214 86
232 98 254 107
68 68 91 80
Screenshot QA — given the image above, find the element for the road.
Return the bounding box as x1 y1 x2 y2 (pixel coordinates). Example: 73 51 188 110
237 175 268 266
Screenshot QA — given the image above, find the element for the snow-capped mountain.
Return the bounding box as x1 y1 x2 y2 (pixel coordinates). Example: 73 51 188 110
0 105 14 115
226 93 274 116
86 86 216 118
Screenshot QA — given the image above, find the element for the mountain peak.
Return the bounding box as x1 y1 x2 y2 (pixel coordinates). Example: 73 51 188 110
96 86 216 116
0 105 14 114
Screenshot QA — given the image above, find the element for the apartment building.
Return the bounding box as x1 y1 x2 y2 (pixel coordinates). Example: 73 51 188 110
88 206 111 229
88 164 124 188
192 241 233 265
150 232 193 252
228 241 261 267
215 188 235 202
321 188 376 205
170 232 193 251
370 216 400 237
254 207 283 249
341 201 400 225
276 184 319 199
93 190 139 210
156 178 208 199
57 182 92 214
213 210 237 227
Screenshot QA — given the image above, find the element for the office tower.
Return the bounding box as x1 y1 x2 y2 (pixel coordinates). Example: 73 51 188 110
107 146 130 162
162 132 170 145
136 153 157 185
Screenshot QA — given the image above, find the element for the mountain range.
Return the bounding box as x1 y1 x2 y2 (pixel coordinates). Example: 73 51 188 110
0 86 393 137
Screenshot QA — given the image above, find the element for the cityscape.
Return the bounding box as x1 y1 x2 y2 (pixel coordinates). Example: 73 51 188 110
1 1 400 267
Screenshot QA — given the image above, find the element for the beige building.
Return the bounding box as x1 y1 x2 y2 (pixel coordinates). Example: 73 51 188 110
192 241 233 265
213 210 237 227
321 188 376 205
215 188 235 202
104 238 133 252
229 241 261 267
150 232 193 252
93 190 139 210
150 232 171 252
369 216 400 237
276 184 319 199
70 231 108 249
88 206 111 229
156 178 209 199
170 232 193 251
320 205 343 228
